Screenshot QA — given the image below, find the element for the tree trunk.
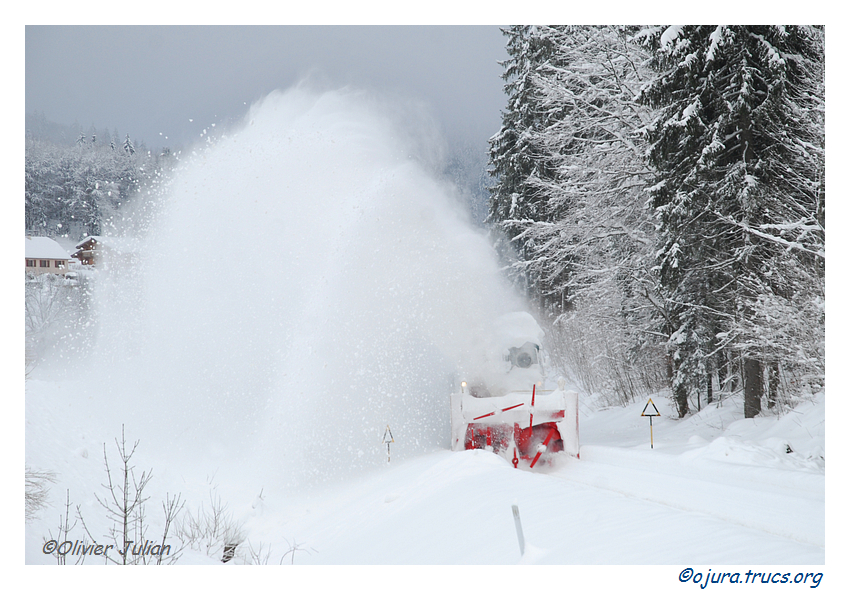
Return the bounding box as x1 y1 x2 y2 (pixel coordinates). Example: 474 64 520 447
767 362 779 409
706 365 713 405
673 355 689 418
743 357 762 418
674 381 689 418
728 352 740 393
666 353 674 387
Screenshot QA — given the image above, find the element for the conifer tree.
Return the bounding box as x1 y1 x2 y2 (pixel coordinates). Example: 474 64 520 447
123 134 135 156
488 26 561 306
639 26 824 417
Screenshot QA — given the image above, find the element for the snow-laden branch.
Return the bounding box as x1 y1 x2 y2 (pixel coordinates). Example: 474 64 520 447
718 214 824 258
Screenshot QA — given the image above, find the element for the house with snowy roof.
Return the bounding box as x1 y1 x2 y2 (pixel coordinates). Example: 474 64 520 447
25 236 71 276
72 236 139 269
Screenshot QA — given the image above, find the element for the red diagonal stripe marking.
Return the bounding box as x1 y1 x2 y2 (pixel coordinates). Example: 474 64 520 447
529 429 557 469
500 403 524 412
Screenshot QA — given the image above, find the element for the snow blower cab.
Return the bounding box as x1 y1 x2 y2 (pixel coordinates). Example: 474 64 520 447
451 312 579 468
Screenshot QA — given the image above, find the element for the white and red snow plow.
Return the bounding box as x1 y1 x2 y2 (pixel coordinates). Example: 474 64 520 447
450 312 579 468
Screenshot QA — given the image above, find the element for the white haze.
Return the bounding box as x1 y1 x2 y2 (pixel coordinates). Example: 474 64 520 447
77 86 526 492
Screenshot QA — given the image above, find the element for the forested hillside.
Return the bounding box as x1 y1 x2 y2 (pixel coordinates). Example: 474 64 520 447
25 114 172 240
487 26 824 418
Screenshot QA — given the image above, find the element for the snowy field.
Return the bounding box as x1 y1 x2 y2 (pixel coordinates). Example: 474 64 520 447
21 86 829 587
25 380 824 565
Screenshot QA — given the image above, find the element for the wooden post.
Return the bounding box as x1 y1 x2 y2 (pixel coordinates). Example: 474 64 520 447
650 415 654 449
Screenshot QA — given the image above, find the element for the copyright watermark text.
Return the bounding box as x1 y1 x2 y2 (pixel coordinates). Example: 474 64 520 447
679 568 823 589
43 539 171 558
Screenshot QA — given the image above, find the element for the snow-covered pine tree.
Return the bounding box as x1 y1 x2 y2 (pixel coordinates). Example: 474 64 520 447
639 26 824 418
517 26 668 402
123 134 135 156
523 26 654 305
488 25 562 307
25 138 57 230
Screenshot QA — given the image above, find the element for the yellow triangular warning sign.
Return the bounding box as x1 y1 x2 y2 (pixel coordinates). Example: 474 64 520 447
381 425 394 444
641 398 661 417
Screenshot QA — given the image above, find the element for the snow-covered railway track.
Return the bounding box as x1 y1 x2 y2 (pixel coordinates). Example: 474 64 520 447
551 445 824 549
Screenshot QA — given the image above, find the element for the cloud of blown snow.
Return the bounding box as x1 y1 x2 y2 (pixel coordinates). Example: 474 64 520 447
80 84 525 491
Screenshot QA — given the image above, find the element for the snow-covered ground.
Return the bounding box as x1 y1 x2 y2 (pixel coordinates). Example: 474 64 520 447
26 377 824 568
249 392 825 565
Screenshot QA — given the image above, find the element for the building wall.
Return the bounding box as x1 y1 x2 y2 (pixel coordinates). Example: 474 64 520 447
26 258 69 275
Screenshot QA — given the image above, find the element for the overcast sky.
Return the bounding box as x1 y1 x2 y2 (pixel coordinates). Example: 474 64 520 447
25 26 509 152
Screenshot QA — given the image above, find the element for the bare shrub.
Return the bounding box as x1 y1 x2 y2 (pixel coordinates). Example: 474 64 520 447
77 426 183 564
177 489 245 563
25 467 56 521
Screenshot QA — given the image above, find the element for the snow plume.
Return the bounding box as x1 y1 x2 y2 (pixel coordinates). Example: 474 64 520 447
83 85 522 492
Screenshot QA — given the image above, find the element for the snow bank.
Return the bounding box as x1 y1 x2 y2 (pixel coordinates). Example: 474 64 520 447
581 392 825 473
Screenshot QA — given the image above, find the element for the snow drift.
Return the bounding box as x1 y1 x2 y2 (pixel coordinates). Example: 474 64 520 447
78 85 523 492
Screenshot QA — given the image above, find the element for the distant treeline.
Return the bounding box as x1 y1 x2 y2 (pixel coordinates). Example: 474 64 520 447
25 113 172 239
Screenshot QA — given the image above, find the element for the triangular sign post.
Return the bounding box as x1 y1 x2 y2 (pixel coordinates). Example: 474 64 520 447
641 399 661 448
641 399 661 417
382 425 394 462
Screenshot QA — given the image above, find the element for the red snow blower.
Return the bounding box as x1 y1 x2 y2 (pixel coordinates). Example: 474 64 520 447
450 313 579 468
